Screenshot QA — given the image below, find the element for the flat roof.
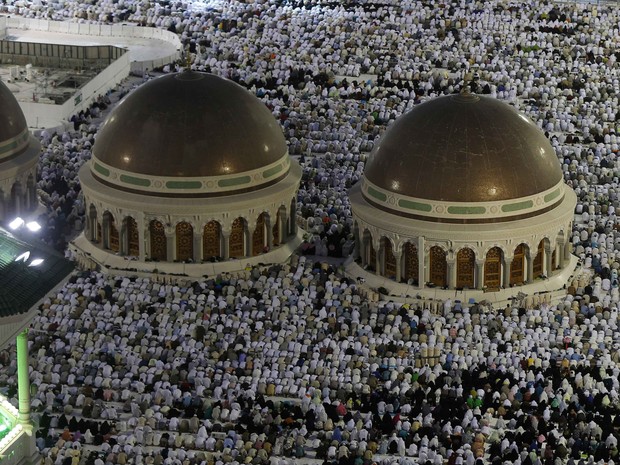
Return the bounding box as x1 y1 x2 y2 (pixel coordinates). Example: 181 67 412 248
0 63 97 105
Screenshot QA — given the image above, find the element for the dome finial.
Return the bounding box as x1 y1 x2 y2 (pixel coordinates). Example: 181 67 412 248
184 45 192 72
461 80 472 95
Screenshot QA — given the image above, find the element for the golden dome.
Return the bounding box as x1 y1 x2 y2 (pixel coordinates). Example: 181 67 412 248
0 80 28 143
92 71 288 179
364 94 563 203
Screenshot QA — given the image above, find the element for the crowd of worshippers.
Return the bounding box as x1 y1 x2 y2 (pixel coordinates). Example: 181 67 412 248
12 0 620 263
1 258 619 465
1 0 620 463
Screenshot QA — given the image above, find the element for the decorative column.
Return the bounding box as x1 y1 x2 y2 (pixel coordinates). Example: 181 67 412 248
394 248 402 283
279 209 288 244
193 230 203 262
138 218 146 261
475 259 485 290
447 259 456 289
102 215 110 249
557 240 565 267
17 330 31 426
265 216 273 249
221 230 231 260
120 219 128 256
361 237 368 267
244 222 252 258
374 241 381 275
13 182 22 216
503 257 513 288
544 246 552 276
165 227 175 262
417 237 425 289
526 252 534 283
290 199 298 235
91 214 99 242
353 223 360 260
30 175 37 211
564 240 571 264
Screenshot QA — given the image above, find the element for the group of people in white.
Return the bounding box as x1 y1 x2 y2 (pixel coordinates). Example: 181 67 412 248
1 0 620 464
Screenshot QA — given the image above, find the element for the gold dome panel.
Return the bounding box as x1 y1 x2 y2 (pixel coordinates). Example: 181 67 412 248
93 71 288 178
0 80 28 143
364 94 563 203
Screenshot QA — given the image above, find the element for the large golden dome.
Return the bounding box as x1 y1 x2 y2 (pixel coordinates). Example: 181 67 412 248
89 71 291 197
364 93 563 203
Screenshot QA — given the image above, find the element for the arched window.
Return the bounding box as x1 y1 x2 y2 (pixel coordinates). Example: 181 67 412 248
429 246 447 288
126 217 140 256
484 247 503 288
510 244 526 286
383 237 396 279
533 239 546 279
456 248 475 289
252 213 267 256
403 242 418 284
229 217 245 258
176 222 193 261
149 220 167 261
103 211 119 252
203 221 221 260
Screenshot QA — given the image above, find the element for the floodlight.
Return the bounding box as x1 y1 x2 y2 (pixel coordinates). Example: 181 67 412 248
25 221 41 232
8 218 24 230
14 251 30 262
28 258 44 267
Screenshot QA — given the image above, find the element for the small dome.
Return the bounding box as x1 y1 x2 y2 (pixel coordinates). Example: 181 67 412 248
364 93 563 203
93 71 287 178
0 80 28 143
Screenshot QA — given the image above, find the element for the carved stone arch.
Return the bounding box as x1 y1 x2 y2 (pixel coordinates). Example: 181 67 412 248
424 242 449 255
122 211 140 222
455 243 479 257
246 215 258 234
172 216 198 231
393 237 406 256
481 242 508 259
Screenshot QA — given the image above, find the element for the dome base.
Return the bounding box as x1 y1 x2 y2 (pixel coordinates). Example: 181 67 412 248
69 229 305 279
345 254 581 309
